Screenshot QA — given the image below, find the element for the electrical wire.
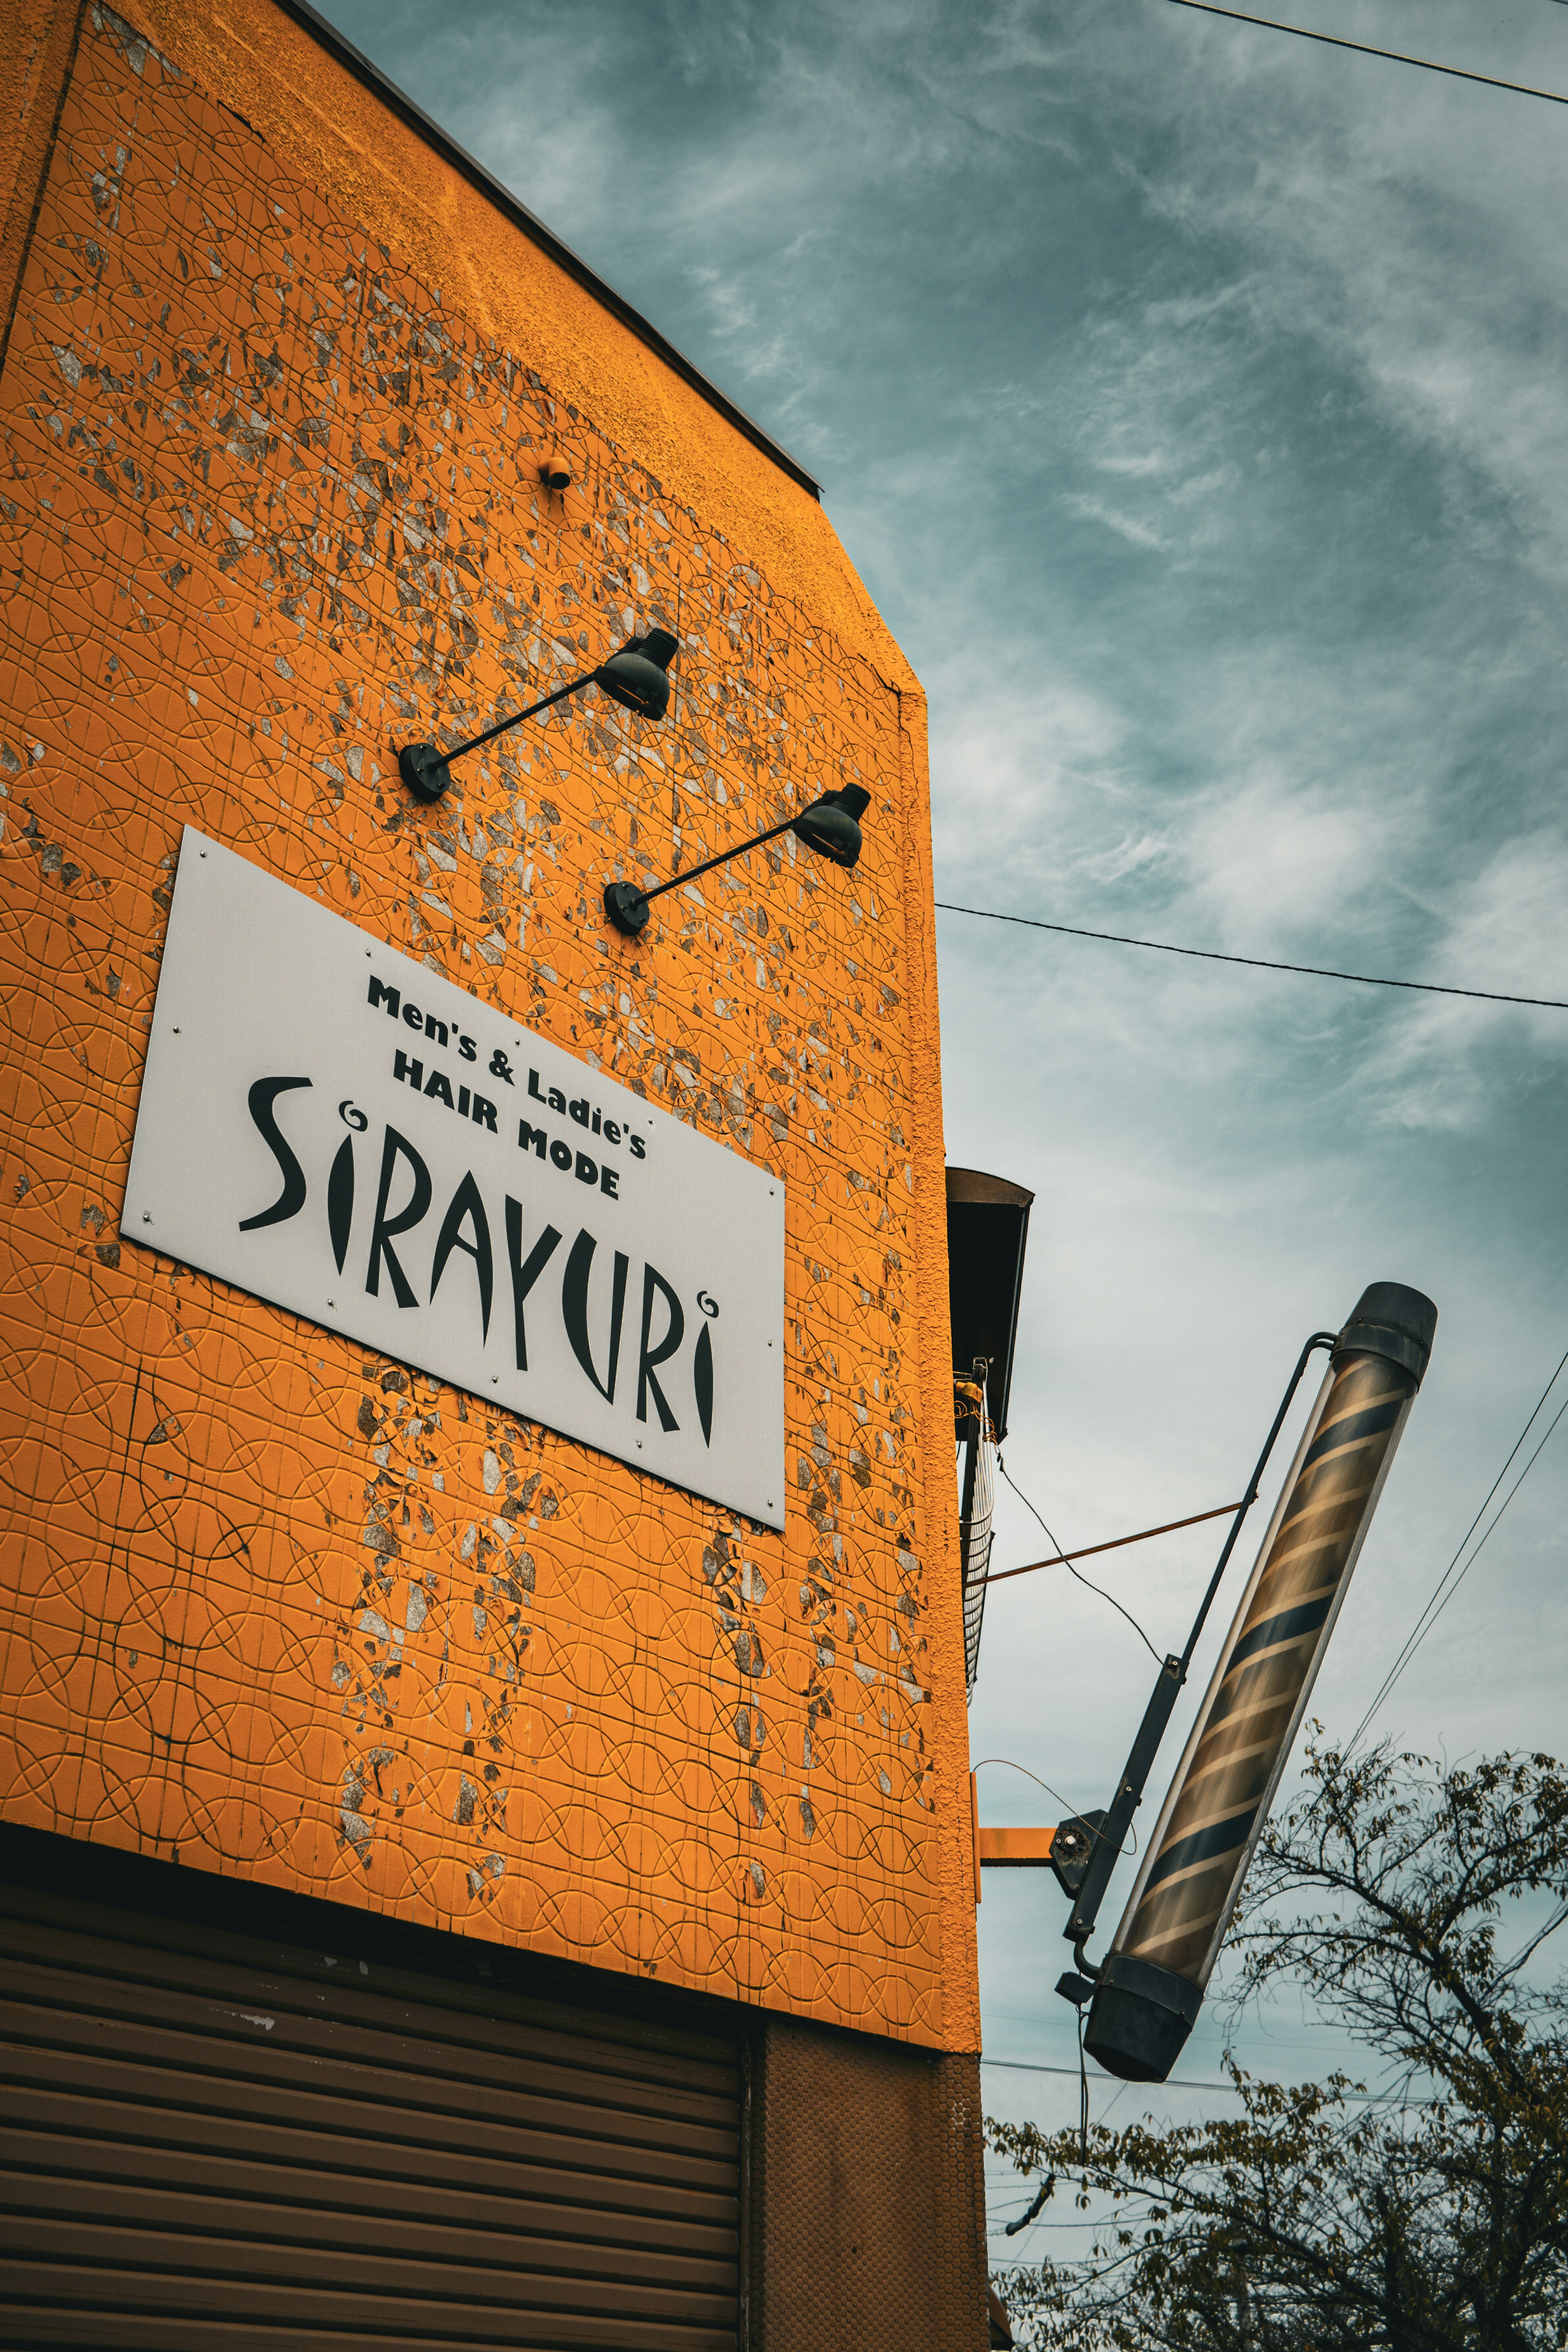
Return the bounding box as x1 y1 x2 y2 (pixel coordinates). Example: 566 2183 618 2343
972 1755 1084 1831
1098 2078 1136 2129
989 2218 1125 2234
979 2056 1440 2103
997 1457 1163 1661
934 902 1568 1011
1346 1345 1568 1748
972 1756 1140 1858
983 2055 1242 2089
1352 1351 1566 1742
1403 1389 1568 1646
1165 0 1568 107
1487 1895 1568 1993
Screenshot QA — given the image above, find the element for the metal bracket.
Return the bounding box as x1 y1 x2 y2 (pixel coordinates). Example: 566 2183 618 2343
1047 1811 1107 1902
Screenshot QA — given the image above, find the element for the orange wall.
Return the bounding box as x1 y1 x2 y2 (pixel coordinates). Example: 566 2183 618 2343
0 0 978 2051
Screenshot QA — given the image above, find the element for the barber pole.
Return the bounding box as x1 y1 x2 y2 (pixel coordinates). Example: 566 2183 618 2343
1085 1283 1437 2082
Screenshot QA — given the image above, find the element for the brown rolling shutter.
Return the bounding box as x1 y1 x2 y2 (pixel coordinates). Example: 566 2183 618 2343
0 1878 743 2350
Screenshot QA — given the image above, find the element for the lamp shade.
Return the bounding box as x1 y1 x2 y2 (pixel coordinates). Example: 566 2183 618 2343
792 785 871 869
597 628 679 721
945 1167 1034 1444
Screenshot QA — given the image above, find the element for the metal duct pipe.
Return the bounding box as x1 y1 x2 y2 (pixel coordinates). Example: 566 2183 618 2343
1084 1281 1437 2083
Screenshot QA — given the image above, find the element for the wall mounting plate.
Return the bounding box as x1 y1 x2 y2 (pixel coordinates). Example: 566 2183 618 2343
1048 1810 1107 1901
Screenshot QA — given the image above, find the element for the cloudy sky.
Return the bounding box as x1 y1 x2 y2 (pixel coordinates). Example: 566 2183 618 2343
317 0 1568 2242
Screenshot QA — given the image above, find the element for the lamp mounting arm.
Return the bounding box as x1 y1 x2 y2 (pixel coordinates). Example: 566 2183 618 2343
1052 1327 1340 1973
397 628 679 803
604 786 869 936
440 674 586 766
605 815 798 935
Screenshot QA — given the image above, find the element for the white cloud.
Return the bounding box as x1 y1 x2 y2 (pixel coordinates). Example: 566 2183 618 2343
1183 774 1396 949
316 0 1568 2087
1355 832 1568 1129
1061 492 1169 549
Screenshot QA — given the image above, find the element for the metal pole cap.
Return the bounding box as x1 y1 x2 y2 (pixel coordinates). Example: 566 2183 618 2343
1334 1282 1438 1388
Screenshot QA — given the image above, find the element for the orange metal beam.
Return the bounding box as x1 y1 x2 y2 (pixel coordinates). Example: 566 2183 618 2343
977 1826 1056 1865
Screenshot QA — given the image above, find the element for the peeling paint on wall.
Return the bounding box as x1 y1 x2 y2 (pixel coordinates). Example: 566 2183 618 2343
0 1 973 2046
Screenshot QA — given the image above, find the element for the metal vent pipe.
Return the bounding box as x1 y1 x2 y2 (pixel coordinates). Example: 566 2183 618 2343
1084 1281 1437 2083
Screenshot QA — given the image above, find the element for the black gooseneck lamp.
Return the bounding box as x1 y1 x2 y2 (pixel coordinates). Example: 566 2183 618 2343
396 628 680 804
603 786 872 937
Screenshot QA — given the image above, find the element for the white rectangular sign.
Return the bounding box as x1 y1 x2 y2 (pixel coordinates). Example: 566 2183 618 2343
125 829 786 1527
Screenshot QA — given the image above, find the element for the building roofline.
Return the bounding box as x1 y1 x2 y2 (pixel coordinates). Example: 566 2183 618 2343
272 0 823 502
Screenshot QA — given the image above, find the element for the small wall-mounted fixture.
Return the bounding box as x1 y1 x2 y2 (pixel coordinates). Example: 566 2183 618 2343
603 786 871 937
946 1165 1033 1697
396 628 678 804
539 455 572 490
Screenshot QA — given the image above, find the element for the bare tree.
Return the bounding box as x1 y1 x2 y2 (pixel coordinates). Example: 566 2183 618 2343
987 1740 1568 2352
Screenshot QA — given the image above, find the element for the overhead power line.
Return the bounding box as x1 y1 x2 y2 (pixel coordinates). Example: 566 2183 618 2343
980 2057 1434 2103
934 902 1568 1010
1165 0 1568 107
1402 1390 1568 1646
982 2056 1243 2090
1347 1346 1568 1747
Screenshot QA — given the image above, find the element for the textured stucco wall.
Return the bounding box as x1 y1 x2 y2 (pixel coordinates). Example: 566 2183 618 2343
96 0 907 676
0 0 979 2054
752 2019 990 2352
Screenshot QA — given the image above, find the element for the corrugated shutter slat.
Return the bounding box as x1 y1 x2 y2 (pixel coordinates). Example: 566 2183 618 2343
0 1886 742 2350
